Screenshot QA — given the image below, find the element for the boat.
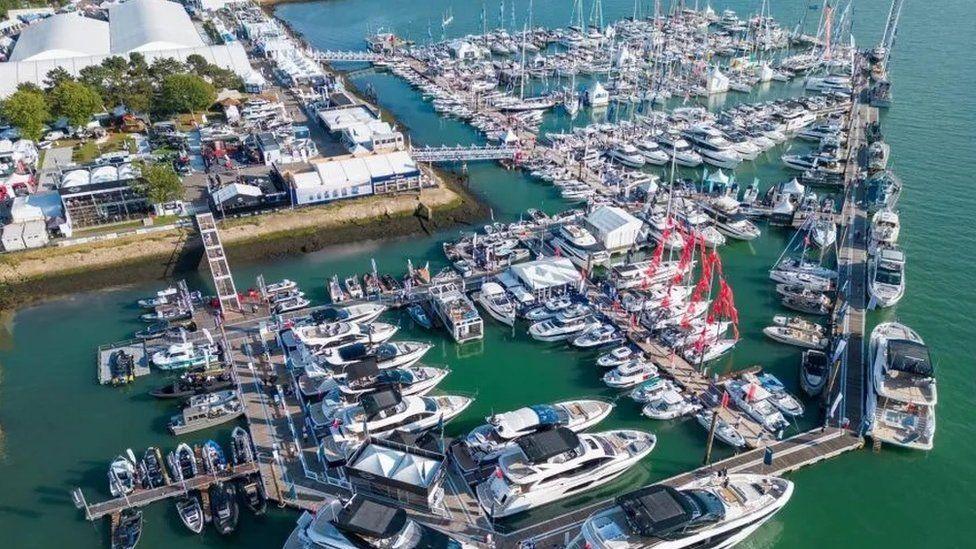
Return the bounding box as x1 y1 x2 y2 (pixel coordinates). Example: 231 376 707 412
810 217 837 248
138 447 167 489
137 286 178 308
476 428 656 518
312 365 450 404
168 443 197 481
407 304 433 329
682 338 737 364
265 279 297 295
550 223 606 267
869 322 936 450
320 341 432 370
150 342 216 371
641 389 701 420
209 482 239 535
473 281 516 326
800 349 830 397
140 304 191 323
753 373 805 417
231 426 254 466
597 345 643 368
175 494 205 534
607 144 647 168
149 370 233 399
310 303 387 325
463 399 614 464
272 295 310 314
702 196 761 241
611 260 688 290
603 358 659 389
781 294 830 315
343 275 364 300
694 409 747 448
108 455 136 497
318 389 473 463
571 324 624 349
769 269 834 292
682 125 742 168
772 315 825 335
111 510 143 549
656 132 703 167
110 349 135 386
567 474 793 548
168 390 243 436
528 310 600 342
237 475 267 516
727 380 790 433
870 208 900 253
292 321 398 349
762 325 828 349
524 295 573 320
202 440 227 474
134 320 195 340
635 139 670 165
868 246 906 307
291 495 473 548
629 377 674 403
327 275 348 303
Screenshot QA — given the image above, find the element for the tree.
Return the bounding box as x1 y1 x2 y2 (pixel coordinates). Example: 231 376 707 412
44 67 75 90
135 161 184 205
48 81 103 127
1 88 50 141
158 74 216 115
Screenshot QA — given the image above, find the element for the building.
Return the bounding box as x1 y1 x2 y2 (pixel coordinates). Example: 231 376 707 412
340 121 404 155
209 177 290 218
0 0 252 97
280 151 422 207
317 105 382 135
58 163 152 229
585 206 644 251
344 437 447 511
509 257 582 299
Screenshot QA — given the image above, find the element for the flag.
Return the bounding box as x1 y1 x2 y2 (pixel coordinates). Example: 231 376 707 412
721 391 730 408
494 465 504 479
746 383 757 402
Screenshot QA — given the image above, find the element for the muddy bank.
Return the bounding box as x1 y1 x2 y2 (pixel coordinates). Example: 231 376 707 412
0 173 488 312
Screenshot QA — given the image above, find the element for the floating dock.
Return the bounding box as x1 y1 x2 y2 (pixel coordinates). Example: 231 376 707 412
96 340 151 385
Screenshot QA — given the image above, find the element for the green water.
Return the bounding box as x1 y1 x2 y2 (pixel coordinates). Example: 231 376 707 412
1 1 974 547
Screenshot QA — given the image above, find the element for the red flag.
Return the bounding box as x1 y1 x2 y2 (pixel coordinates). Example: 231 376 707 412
554 244 562 257
721 391 730 408
747 383 757 402
494 466 504 479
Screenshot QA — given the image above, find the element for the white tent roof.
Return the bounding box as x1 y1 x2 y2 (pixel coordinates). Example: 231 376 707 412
108 0 204 54
782 178 805 195
586 206 642 237
350 443 440 488
213 182 262 204
9 13 110 61
706 169 731 185
510 257 582 291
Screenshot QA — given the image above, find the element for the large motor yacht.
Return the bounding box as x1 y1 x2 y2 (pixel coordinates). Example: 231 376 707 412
317 389 472 462
473 282 517 326
321 341 432 370
292 322 398 350
701 196 761 241
310 303 387 325
551 224 607 268
869 322 936 451
463 399 614 464
529 308 600 342
476 428 656 518
682 126 742 168
291 496 472 548
656 132 703 167
567 474 794 548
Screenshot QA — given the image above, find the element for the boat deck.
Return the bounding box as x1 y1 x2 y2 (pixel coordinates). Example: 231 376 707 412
96 340 151 385
878 372 936 405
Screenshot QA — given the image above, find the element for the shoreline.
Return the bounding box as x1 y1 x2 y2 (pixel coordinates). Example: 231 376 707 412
0 171 488 311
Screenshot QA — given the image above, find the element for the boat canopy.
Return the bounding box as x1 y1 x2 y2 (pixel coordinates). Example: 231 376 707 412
343 358 380 381
516 427 579 463
361 389 402 417
334 496 406 539
887 339 933 377
311 307 349 323
617 485 695 536
337 343 369 361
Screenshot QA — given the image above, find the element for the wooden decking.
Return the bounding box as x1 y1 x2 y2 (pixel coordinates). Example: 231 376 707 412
96 340 151 385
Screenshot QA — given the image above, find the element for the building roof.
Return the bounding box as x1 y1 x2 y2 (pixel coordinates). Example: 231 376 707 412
108 0 203 54
586 206 643 236
509 257 582 291
317 106 377 133
9 13 110 62
212 182 262 204
348 443 441 489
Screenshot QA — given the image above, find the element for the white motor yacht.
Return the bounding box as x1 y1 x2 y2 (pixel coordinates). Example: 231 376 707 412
551 224 606 267
292 322 398 350
463 399 614 464
524 295 574 321
607 144 647 168
810 217 837 248
571 324 624 349
635 139 670 165
292 496 474 548
656 133 703 167
151 342 215 371
751 373 805 417
567 474 793 548
641 389 701 420
702 196 761 241
312 365 450 404
597 346 643 368
762 326 828 350
869 247 906 307
321 341 432 370
611 260 687 290
476 428 656 518
781 153 842 174
318 389 472 462
869 322 936 451
870 208 900 253
682 126 742 168
727 380 789 433
694 409 747 448
474 282 517 326
800 349 830 397
603 359 659 389
682 338 736 364
310 303 387 325
529 310 600 342
108 455 136 497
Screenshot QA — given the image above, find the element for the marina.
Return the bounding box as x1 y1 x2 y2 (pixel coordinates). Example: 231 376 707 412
1 0 971 548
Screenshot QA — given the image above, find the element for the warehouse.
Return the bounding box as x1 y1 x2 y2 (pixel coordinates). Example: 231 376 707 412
283 151 422 206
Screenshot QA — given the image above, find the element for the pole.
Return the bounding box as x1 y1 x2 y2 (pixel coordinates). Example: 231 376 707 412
703 408 719 465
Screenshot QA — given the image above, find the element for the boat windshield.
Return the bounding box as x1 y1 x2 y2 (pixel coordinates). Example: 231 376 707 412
876 266 902 285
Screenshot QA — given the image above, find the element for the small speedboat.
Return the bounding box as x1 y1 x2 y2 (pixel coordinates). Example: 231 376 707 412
629 376 673 403
571 324 623 349
763 326 828 350
202 440 227 474
642 389 701 420
474 281 516 326
603 359 658 389
695 409 746 448
175 494 205 534
108 455 136 497
524 296 573 321
597 345 642 368
209 482 239 535
237 475 268 516
272 295 310 314
168 443 197 482
800 349 830 397
231 426 254 466
407 304 433 329
111 509 143 549
781 294 830 315
754 373 805 417
772 315 824 335
138 447 167 489
265 279 297 295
